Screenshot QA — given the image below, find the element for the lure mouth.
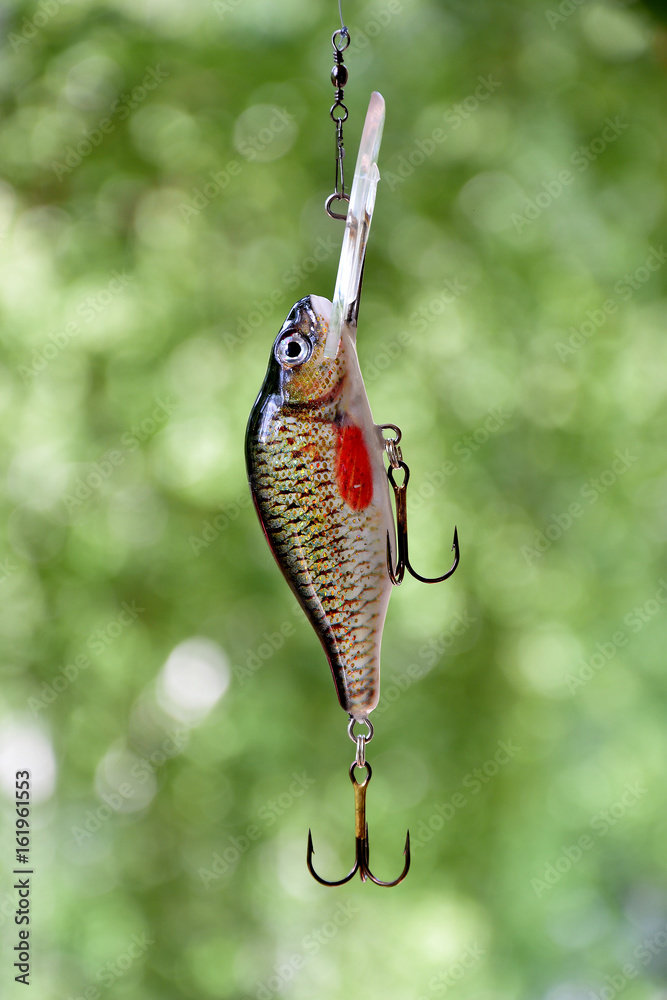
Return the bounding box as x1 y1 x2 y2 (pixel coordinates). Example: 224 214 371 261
310 294 358 352
309 294 332 328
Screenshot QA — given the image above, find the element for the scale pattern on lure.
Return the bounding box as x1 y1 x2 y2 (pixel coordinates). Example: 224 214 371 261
245 294 395 720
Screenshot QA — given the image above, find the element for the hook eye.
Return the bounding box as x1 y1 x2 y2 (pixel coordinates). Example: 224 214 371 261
350 761 371 787
387 461 410 491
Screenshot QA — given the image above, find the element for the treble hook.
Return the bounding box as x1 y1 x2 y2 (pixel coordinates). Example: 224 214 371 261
307 761 410 887
386 460 460 586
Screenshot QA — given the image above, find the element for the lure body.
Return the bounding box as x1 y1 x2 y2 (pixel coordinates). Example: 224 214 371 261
245 295 395 720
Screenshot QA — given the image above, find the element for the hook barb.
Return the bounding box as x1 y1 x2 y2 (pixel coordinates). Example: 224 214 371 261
307 829 359 886
306 762 410 887
361 826 411 887
407 524 459 584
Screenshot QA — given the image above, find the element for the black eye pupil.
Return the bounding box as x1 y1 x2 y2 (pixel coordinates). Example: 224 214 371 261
286 340 302 358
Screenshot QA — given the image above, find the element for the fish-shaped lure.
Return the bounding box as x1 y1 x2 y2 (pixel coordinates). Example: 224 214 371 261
244 92 458 887
245 294 394 721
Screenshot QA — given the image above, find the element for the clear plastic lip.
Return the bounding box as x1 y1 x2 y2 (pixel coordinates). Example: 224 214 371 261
323 91 385 360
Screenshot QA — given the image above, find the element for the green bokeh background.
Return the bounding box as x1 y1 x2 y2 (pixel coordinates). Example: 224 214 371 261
1 0 666 997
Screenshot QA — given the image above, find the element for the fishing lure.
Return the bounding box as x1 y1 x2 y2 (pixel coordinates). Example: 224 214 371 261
245 31 459 887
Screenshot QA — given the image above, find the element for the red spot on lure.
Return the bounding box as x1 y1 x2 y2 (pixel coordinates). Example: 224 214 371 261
336 424 373 510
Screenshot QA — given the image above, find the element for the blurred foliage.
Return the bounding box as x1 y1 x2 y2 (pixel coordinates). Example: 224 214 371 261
0 0 666 997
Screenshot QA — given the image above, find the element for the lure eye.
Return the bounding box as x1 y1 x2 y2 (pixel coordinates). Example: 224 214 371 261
275 331 312 368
